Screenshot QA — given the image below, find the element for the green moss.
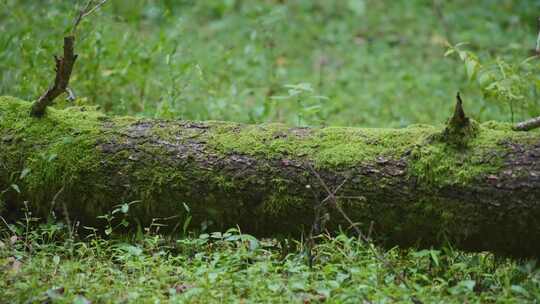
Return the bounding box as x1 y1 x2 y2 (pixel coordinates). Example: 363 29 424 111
254 176 309 215
205 115 534 187
1 96 537 226
208 123 437 167
481 121 515 131
0 97 105 208
410 120 536 186
440 119 480 147
1 96 533 194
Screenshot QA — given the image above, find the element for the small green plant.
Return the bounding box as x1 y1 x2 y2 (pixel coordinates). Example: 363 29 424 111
271 82 328 126
446 43 540 122
96 200 139 236
179 202 192 237
2 218 540 303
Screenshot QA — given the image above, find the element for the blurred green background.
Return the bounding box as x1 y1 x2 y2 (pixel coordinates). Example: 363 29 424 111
1 0 539 127
3 2 540 302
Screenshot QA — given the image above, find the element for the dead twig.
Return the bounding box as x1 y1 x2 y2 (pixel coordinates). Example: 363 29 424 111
307 165 414 291
72 0 109 34
513 17 540 131
62 201 74 239
50 185 65 211
514 116 540 131
432 0 453 43
30 0 108 117
308 165 362 237
306 177 346 267
30 36 78 117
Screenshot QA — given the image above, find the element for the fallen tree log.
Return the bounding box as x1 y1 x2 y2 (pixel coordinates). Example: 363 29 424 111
1 96 540 256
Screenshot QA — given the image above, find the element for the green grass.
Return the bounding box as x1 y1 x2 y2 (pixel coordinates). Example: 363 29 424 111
1 223 539 303
2 0 540 302
1 0 539 127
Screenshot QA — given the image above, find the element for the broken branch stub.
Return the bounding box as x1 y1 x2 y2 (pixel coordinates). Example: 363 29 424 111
30 36 78 117
449 93 468 128
514 116 540 132
441 93 478 146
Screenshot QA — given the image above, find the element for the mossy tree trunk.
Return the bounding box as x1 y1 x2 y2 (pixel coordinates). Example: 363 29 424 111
1 96 540 256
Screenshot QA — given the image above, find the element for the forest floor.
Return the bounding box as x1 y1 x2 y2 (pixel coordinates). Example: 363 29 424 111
1 0 540 302
1 224 539 303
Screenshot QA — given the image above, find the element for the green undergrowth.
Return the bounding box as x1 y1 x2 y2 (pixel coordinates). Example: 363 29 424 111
2 1 539 126
1 222 539 303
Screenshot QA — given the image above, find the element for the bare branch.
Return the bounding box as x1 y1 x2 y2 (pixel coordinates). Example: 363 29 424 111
432 0 453 43
307 165 413 289
514 116 540 131
30 36 78 117
513 18 540 130
72 0 108 34
308 165 362 237
30 0 109 117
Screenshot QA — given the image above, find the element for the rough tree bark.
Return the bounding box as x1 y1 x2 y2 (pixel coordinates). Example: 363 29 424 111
1 96 540 256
